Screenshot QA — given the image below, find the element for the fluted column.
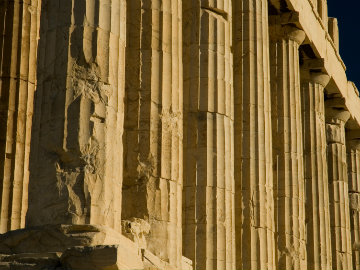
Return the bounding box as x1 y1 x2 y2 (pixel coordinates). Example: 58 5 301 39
347 132 360 270
301 70 332 270
233 0 275 269
0 0 41 233
122 0 183 267
183 1 234 270
27 0 126 233
326 99 352 270
269 23 307 270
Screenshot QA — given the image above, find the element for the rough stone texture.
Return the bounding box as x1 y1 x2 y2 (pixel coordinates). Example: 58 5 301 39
0 253 61 270
347 136 360 270
1 0 360 270
269 22 307 270
122 0 183 267
0 224 131 254
60 245 143 270
301 70 332 270
233 0 275 269
0 0 41 234
182 1 234 269
26 0 126 231
325 99 353 270
0 225 145 270
122 218 151 250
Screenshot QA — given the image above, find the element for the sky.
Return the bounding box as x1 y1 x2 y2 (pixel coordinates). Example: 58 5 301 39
327 0 360 88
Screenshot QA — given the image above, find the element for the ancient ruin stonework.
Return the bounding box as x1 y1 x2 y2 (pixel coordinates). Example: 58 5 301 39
1 0 360 269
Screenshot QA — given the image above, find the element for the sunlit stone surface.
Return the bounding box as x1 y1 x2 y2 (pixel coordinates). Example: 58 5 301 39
1 0 360 269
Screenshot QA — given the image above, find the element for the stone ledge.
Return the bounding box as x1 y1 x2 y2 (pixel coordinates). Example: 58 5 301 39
0 225 143 270
60 245 143 270
0 224 131 254
0 253 61 270
0 245 144 270
0 225 192 270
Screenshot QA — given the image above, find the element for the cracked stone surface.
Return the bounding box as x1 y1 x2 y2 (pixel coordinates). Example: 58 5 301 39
1 0 360 270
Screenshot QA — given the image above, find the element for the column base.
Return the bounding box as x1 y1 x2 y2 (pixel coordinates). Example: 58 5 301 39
0 225 192 270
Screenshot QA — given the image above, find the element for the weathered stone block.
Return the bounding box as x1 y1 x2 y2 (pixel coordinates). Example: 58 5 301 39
350 193 360 211
122 218 150 250
0 253 60 270
0 225 133 255
142 250 175 270
60 245 143 270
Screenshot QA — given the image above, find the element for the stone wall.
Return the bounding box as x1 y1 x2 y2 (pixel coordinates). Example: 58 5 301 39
1 0 360 269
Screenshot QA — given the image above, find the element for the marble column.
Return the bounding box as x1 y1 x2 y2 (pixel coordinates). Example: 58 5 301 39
233 0 275 269
122 0 183 267
269 23 307 270
347 132 360 270
27 0 126 233
326 98 353 270
183 1 234 269
0 0 41 233
301 70 332 270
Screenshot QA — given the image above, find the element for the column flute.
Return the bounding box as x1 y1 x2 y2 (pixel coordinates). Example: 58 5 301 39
347 130 360 270
27 0 126 232
325 98 353 270
301 68 332 270
233 0 276 269
183 0 234 269
0 0 41 233
122 0 183 267
269 20 307 270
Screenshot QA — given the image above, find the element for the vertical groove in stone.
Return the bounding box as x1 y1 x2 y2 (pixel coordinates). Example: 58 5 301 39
123 0 183 266
0 0 41 233
347 138 360 270
27 0 126 233
269 24 307 270
301 71 332 270
233 0 275 269
183 0 234 269
326 106 352 270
